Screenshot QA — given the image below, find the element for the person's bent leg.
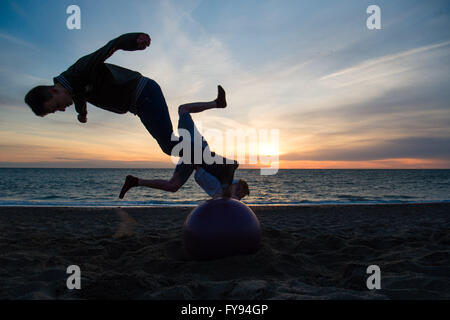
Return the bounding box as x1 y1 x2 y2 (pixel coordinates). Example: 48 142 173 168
137 79 179 156
178 85 226 116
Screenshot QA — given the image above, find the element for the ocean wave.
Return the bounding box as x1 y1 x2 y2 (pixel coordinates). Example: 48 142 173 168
0 199 449 207
336 194 372 201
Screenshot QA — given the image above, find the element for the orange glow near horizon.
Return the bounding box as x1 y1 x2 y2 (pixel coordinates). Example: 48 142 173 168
0 150 450 169
275 158 450 169
0 126 448 169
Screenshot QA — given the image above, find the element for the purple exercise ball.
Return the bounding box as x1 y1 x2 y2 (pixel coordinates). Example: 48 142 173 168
183 198 261 260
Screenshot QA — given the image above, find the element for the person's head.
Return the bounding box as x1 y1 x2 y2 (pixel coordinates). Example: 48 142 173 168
24 84 73 117
231 179 250 200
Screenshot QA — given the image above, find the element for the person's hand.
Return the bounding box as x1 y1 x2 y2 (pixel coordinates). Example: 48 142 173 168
137 33 151 50
78 113 87 123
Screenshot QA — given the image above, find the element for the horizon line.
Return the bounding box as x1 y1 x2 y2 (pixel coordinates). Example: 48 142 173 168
1 167 449 170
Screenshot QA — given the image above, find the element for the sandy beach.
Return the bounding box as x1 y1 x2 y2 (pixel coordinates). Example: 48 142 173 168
0 203 449 300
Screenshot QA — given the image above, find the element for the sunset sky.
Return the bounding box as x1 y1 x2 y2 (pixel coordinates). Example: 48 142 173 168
0 0 449 168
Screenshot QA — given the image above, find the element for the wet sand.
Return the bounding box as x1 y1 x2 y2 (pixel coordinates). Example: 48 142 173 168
0 203 449 299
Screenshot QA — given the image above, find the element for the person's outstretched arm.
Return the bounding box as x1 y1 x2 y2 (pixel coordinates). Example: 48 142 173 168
56 33 150 83
82 32 151 68
54 33 150 123
61 32 150 78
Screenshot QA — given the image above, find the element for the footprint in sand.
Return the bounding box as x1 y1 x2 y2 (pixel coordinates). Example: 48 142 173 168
113 209 137 239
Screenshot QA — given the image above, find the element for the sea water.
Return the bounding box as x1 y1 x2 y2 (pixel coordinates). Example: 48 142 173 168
0 168 449 206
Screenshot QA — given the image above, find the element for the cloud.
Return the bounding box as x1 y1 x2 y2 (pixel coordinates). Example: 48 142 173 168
282 84 450 138
0 160 174 168
320 40 450 81
0 31 35 49
0 68 49 106
247 37 450 157
280 137 450 162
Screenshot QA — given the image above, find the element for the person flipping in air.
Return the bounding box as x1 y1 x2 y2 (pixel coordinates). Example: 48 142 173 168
119 87 250 200
24 32 239 193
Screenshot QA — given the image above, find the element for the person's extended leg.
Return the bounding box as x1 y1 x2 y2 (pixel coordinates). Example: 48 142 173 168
119 174 179 199
136 175 182 192
119 161 195 199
